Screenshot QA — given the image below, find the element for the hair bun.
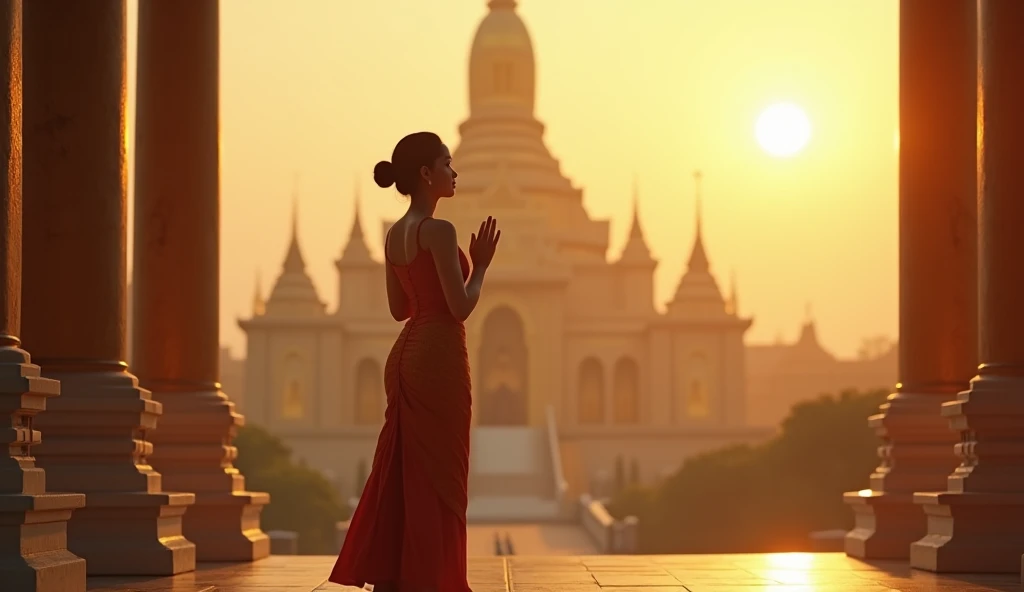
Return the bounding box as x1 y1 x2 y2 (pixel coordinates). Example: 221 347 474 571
373 160 395 188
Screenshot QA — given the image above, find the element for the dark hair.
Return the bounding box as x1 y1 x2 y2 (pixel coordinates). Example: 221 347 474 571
374 132 444 196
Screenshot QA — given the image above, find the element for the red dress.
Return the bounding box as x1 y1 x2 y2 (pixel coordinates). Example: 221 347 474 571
330 217 472 592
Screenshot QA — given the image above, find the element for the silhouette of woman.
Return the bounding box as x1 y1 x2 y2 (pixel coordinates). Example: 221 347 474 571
329 132 500 591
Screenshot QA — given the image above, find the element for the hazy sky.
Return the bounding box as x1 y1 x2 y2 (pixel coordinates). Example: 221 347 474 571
125 0 899 359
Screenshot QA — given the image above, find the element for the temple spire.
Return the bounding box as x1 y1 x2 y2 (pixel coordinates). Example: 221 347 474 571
617 174 655 266
283 176 306 273
686 169 709 273
629 173 644 240
339 174 375 265
351 176 364 240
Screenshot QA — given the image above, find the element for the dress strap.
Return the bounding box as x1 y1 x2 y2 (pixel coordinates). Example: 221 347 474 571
415 217 431 251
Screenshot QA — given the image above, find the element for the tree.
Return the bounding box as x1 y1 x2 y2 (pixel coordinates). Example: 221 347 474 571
234 424 350 554
607 388 888 553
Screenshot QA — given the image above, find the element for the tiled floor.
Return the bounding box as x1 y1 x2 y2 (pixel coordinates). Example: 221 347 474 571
85 552 1024 591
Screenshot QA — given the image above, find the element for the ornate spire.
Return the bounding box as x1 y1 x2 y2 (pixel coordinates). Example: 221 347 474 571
798 301 820 345
686 170 709 273
282 185 306 273
252 270 265 316
629 174 644 240
351 177 364 241
265 179 325 316
339 175 375 266
617 174 655 266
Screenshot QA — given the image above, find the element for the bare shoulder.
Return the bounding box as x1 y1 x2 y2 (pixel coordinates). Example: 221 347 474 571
419 217 458 250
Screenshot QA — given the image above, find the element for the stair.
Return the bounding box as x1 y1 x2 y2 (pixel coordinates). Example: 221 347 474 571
468 426 561 522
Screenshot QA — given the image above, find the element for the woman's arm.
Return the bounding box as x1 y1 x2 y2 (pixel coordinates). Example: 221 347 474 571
422 219 486 322
384 242 411 322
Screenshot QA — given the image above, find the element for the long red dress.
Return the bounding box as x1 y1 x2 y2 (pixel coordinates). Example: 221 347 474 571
330 217 473 592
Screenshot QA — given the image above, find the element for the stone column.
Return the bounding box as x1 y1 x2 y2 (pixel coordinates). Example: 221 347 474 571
0 2 87 589
911 0 1024 574
844 0 977 560
133 1 269 562
20 0 195 576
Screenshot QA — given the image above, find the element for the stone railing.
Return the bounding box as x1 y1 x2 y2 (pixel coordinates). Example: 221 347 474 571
578 493 639 554
545 405 569 505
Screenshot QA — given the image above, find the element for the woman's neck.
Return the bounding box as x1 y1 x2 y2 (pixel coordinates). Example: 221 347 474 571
408 193 438 219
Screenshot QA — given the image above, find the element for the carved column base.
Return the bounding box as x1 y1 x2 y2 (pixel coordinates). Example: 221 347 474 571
0 348 87 592
910 373 1024 573
148 389 269 562
843 491 921 559
32 368 197 575
184 491 271 561
843 391 961 559
70 491 196 575
0 494 87 592
910 492 1024 573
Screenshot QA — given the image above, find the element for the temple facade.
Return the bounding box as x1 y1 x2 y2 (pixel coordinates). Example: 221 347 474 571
238 0 770 520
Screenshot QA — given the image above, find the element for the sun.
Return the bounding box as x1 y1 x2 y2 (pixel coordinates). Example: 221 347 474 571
755 102 812 158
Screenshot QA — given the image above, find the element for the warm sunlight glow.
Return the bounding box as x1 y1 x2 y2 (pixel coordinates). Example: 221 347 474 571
766 553 817 570
755 102 812 158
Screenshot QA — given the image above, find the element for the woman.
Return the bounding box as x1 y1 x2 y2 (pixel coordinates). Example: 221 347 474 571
329 131 500 591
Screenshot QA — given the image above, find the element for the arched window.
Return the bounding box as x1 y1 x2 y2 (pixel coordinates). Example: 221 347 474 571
281 352 305 419
612 357 640 424
354 358 383 425
577 357 605 425
687 352 710 419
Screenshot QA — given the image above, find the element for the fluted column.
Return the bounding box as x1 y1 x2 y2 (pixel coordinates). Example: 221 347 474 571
911 0 1024 574
133 0 269 561
20 0 195 576
844 0 977 560
0 2 87 589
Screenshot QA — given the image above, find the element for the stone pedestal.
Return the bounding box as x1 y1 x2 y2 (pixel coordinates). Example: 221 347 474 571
133 1 268 562
909 0 1024 574
844 0 977 560
19 0 195 576
0 2 86 589
0 346 87 592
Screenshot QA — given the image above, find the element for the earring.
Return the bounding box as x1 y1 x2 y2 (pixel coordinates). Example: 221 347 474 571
428 179 432 186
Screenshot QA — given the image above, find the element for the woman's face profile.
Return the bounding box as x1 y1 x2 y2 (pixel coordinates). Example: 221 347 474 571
425 144 457 199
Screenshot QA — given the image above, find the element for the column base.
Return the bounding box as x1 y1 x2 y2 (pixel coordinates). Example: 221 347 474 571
843 491 922 559
0 493 87 592
31 368 198 576
147 389 270 562
69 490 196 576
0 347 88 591
910 491 1024 573
185 491 271 562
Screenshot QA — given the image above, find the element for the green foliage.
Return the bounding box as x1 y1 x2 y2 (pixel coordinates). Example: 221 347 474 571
234 424 350 554
607 388 888 553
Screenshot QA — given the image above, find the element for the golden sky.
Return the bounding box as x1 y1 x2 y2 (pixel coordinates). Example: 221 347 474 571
125 0 899 359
